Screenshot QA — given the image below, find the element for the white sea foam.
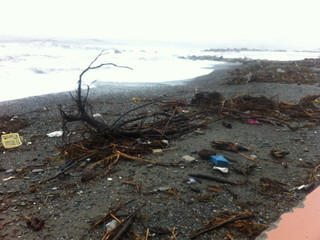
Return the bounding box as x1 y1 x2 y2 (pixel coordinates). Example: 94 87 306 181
0 38 319 102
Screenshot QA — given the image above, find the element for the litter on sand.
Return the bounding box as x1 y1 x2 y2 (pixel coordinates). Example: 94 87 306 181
47 130 63 137
1 133 23 149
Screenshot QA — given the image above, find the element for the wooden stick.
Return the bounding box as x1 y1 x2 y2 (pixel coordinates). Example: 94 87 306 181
90 199 135 231
190 211 252 239
107 203 146 240
238 152 258 162
189 174 237 185
116 151 178 166
28 151 99 193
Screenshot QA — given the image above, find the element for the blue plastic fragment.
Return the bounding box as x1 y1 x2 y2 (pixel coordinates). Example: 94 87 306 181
59 160 74 169
210 155 229 167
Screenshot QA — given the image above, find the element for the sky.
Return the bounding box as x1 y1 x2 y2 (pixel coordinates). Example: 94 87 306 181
1 0 319 49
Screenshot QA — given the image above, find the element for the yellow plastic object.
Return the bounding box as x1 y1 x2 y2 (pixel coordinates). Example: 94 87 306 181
1 133 23 149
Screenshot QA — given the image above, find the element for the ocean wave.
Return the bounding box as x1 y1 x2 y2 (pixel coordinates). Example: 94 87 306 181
0 37 319 102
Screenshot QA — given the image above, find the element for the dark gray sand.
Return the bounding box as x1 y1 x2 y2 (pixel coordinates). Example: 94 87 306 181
1 62 320 239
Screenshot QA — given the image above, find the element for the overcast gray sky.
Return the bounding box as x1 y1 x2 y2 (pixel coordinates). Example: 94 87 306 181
1 0 319 49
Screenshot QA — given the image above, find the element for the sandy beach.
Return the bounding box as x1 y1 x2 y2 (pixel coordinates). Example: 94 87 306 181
1 59 320 239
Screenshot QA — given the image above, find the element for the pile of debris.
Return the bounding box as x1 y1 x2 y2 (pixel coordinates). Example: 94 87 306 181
226 58 320 84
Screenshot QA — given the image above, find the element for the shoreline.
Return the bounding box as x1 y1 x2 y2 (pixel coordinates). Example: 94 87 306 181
0 63 237 115
1 59 319 116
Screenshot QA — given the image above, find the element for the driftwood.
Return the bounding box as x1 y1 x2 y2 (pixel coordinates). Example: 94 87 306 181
58 52 320 165
58 50 133 139
190 211 253 239
58 51 207 141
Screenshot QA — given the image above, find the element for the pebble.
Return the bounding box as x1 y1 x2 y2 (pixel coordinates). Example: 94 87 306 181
250 154 258 160
182 155 196 163
194 130 204 135
161 140 169 145
5 169 15 174
93 113 102 118
187 178 197 184
79 162 87 168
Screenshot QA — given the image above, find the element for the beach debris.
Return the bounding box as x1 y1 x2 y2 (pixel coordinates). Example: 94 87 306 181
198 148 217 160
222 121 232 128
188 173 237 185
93 113 102 118
149 186 180 198
270 149 290 158
258 177 288 194
152 149 163 154
190 211 253 239
211 141 249 153
100 202 146 240
0 114 29 133
47 130 63 137
161 139 169 145
131 97 142 101
182 155 196 163
290 182 318 192
5 169 15 174
250 154 258 161
145 225 171 235
59 160 74 169
152 186 171 192
122 181 142 190
25 216 45 231
210 155 229 167
247 118 261 125
105 219 119 234
2 176 16 182
53 55 320 209
31 169 44 174
213 166 229 173
227 58 320 85
81 172 96 183
90 200 135 232
231 163 258 176
58 52 208 151
1 133 23 149
194 129 204 134
191 91 222 105
187 178 197 184
211 140 257 162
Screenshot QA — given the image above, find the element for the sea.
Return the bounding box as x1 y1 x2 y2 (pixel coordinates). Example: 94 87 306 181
0 37 319 102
